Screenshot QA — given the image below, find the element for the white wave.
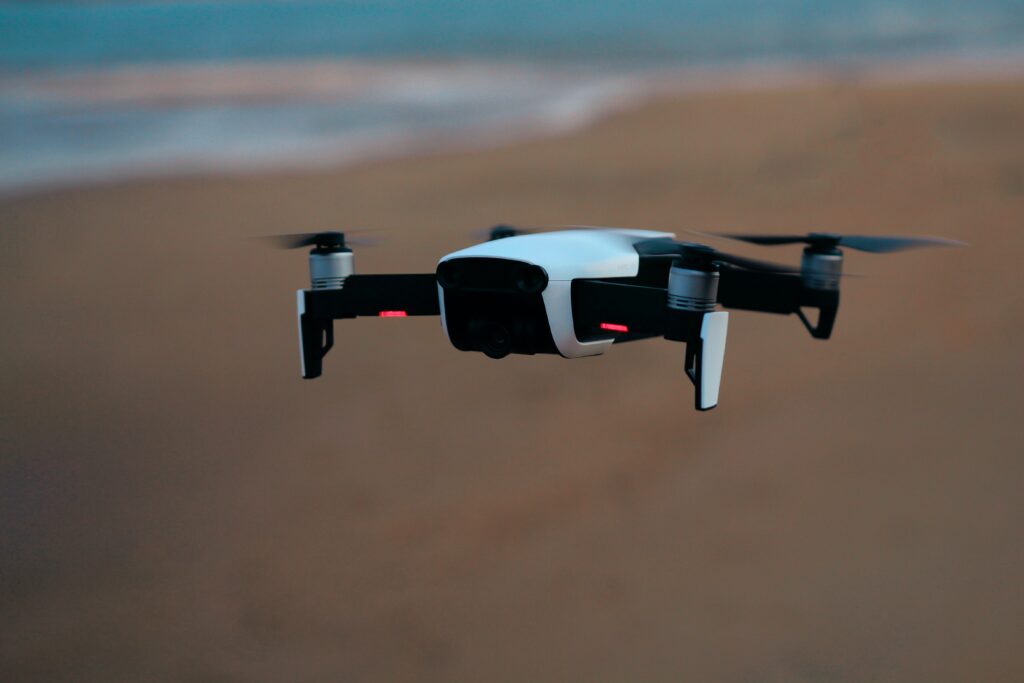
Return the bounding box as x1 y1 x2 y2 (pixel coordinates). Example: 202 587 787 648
1 53 1023 196
1 61 627 108
0 60 651 194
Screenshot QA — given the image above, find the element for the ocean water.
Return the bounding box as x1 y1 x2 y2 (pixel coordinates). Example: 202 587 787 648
2 0 1023 192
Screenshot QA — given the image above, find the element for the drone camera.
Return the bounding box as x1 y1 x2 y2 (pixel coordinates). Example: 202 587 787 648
438 257 557 358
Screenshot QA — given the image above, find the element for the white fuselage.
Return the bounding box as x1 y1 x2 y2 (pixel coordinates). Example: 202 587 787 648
438 229 674 357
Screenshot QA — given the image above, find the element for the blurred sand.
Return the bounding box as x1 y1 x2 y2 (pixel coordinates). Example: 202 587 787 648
2 77 1023 682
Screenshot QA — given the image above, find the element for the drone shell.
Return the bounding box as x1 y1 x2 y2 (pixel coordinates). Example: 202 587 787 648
438 229 674 357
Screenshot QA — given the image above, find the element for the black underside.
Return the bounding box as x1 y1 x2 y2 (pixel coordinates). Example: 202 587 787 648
571 255 675 343
443 289 559 357
439 258 558 358
571 280 667 343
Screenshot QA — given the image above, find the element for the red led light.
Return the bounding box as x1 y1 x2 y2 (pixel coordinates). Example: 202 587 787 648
378 310 408 318
599 322 629 333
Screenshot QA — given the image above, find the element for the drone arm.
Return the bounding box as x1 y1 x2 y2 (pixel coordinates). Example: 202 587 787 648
298 274 440 378
716 266 839 339
716 266 802 314
795 287 839 339
303 274 441 319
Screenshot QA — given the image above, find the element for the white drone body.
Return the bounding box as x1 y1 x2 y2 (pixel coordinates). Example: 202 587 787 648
439 229 670 357
437 229 728 409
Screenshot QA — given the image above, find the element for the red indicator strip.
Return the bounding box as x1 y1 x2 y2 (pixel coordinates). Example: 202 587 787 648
599 322 629 333
378 310 408 318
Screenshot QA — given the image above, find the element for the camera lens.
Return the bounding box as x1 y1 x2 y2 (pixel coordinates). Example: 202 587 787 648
480 322 511 359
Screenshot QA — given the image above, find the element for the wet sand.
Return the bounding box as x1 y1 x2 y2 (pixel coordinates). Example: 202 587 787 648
2 77 1023 682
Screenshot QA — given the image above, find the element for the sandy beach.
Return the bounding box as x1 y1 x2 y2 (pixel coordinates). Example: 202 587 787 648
2 76 1023 681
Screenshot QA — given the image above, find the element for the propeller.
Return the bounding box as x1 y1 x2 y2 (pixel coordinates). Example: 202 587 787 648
486 224 527 241
470 227 796 274
468 224 540 241
635 238 800 274
551 224 660 231
705 231 965 253
475 223 655 242
258 230 381 250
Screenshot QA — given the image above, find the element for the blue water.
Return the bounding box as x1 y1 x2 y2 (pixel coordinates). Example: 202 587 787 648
5 0 1024 68
2 0 1023 192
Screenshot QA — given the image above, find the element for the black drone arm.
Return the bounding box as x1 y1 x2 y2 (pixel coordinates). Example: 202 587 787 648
299 274 440 378
574 266 841 342
716 266 800 314
303 274 440 318
716 265 839 339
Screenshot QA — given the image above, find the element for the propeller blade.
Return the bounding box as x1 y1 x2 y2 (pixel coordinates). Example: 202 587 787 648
472 224 671 243
633 238 685 256
713 252 800 274
342 235 383 248
704 230 966 253
837 235 966 253
635 238 798 274
470 224 537 241
713 233 810 246
257 230 382 249
511 224 670 236
478 224 675 241
259 232 333 250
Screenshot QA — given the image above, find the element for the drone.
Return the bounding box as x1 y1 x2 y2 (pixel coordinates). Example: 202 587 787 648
278 226 961 410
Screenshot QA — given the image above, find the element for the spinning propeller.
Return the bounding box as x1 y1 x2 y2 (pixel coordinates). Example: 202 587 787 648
259 231 379 290
486 225 522 241
707 232 965 253
480 225 800 275
481 223 668 242
261 230 382 250
634 238 799 274
467 224 534 241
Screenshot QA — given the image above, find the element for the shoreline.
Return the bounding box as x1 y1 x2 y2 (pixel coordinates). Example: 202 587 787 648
3 51 1024 202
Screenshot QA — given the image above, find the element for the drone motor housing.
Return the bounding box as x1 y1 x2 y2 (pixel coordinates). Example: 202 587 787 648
310 249 353 290
800 246 843 292
297 232 355 290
